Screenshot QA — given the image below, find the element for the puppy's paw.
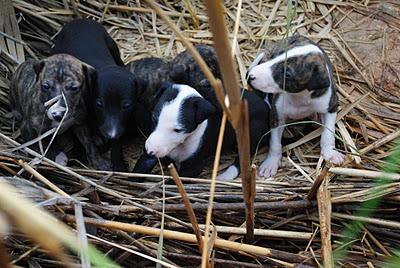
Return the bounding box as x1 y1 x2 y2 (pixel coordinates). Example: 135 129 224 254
321 149 345 165
55 152 68 166
216 165 239 181
113 162 128 172
258 156 281 178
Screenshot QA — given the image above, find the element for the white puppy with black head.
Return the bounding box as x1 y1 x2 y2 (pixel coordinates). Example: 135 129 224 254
247 35 345 178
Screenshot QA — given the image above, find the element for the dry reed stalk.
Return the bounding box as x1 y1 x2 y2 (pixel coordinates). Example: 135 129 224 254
337 120 361 164
329 167 400 180
307 164 331 200
317 179 333 268
359 129 400 155
201 113 227 268
0 182 75 265
235 100 254 242
62 215 310 264
151 199 314 212
168 164 203 252
204 0 242 128
18 160 69 197
197 224 312 240
333 213 400 229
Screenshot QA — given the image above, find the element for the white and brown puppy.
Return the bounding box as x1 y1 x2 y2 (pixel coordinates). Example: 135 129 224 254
247 35 344 178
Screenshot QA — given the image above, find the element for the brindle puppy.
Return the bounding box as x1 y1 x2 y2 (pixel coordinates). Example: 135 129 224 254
170 45 221 86
10 54 110 169
169 45 222 109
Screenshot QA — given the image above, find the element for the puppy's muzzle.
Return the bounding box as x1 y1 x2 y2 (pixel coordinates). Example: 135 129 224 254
47 104 66 122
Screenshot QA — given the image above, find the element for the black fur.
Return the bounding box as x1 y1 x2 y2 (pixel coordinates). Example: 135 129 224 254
52 19 146 171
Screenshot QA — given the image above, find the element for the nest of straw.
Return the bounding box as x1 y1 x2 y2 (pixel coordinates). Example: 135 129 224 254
0 0 400 267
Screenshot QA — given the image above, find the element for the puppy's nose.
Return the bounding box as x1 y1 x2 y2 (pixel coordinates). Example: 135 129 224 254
52 111 65 122
147 151 156 158
104 128 119 140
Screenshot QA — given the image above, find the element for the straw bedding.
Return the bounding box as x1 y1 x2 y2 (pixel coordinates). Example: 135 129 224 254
0 0 399 267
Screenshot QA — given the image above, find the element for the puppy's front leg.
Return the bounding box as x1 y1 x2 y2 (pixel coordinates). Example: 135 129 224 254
132 151 158 174
111 139 127 171
259 126 284 178
320 112 344 165
73 125 112 170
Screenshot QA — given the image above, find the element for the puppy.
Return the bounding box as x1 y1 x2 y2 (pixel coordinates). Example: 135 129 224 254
127 57 171 133
52 18 146 171
170 45 221 88
169 45 222 107
247 35 345 178
133 82 270 180
9 54 109 168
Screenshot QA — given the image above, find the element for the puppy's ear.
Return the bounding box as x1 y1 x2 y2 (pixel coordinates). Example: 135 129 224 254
189 97 216 125
33 60 45 76
170 64 188 84
82 63 98 97
307 63 330 91
134 76 148 97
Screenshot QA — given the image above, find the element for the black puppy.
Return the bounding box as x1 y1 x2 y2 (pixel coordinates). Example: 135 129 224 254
133 82 269 179
52 19 146 170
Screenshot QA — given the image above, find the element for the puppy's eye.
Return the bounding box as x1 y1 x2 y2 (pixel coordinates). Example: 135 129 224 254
96 99 104 108
284 68 294 79
41 82 51 91
174 128 183 133
122 102 132 110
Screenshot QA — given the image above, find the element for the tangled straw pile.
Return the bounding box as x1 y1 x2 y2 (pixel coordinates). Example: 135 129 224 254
0 0 400 267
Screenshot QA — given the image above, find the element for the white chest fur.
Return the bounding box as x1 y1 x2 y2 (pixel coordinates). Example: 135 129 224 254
277 86 332 120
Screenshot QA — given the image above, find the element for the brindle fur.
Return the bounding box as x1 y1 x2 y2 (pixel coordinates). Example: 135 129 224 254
170 45 221 89
127 57 170 109
10 54 110 169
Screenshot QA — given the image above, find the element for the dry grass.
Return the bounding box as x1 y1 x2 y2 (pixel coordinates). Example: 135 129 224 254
1 0 400 267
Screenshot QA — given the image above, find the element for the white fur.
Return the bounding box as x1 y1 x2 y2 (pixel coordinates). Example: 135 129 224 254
259 127 284 178
145 84 207 163
47 100 66 121
216 165 239 181
258 64 344 178
55 151 68 166
248 44 323 93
